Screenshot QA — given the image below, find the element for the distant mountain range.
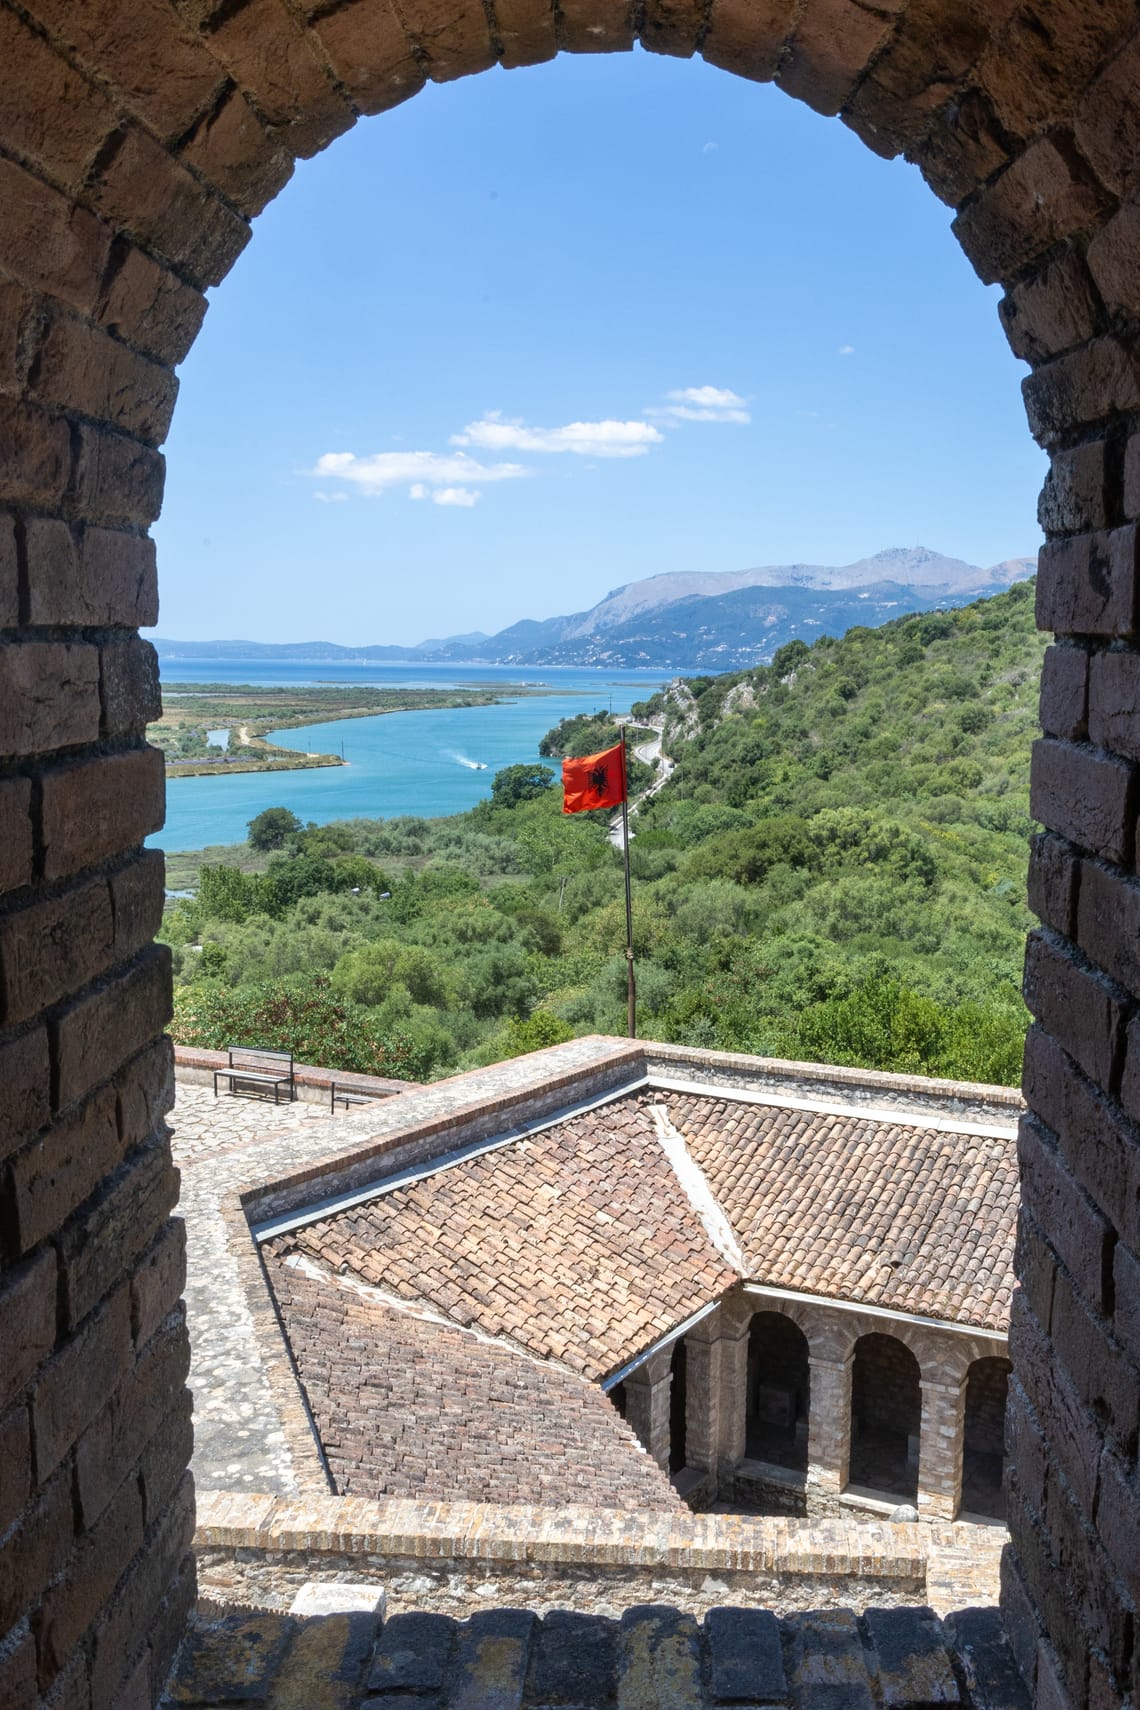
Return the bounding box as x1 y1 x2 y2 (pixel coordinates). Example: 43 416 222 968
155 547 1037 672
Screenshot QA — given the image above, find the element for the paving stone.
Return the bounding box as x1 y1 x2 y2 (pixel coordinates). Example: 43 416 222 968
785 1610 876 1710
451 1609 536 1710
527 1610 618 1707
705 1607 788 1705
864 1607 961 1706
165 1610 296 1703
942 1609 1033 1710
616 1606 702 1710
367 1612 455 1693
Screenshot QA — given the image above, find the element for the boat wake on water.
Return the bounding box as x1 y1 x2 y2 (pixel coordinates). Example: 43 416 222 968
444 750 488 771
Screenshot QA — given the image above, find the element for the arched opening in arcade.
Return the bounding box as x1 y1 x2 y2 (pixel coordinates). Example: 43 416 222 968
962 1355 1012 1521
745 1310 810 1472
848 1332 921 1502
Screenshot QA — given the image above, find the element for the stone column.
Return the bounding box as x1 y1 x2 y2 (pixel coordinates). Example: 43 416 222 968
682 1323 722 1477
623 1348 674 1471
806 1353 854 1496
716 1320 751 1477
917 1375 967 1520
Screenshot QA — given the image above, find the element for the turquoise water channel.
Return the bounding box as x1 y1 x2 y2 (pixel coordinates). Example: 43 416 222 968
155 662 669 851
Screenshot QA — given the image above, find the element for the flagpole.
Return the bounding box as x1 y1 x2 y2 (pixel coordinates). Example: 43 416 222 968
620 725 636 1039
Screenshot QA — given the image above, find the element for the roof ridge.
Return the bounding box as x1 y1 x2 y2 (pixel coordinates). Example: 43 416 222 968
644 1101 747 1277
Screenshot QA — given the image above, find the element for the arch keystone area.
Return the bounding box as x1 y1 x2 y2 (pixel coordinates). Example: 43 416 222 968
2 4 1140 1705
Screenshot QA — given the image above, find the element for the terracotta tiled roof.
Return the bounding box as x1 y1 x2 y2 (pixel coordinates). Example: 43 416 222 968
266 1098 737 1381
264 1253 684 1513
659 1093 1017 1332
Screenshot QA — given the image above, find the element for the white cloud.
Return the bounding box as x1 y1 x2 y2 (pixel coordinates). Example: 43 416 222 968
838 344 855 356
648 385 751 425
313 490 348 503
703 141 718 153
311 448 526 502
452 411 662 458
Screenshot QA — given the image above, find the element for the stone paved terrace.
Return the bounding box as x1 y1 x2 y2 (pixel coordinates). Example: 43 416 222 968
163 1600 1031 1709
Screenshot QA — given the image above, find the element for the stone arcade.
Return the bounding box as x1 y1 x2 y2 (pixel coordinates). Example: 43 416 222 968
2 2 1140 1706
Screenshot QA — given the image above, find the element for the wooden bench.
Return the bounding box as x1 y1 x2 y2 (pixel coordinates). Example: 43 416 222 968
213 1048 295 1104
329 1079 378 1112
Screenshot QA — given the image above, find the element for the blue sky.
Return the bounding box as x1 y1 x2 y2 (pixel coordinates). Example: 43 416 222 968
152 47 1046 647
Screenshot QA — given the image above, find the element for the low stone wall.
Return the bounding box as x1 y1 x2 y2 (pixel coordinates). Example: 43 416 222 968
173 1045 414 1107
193 1491 1004 1620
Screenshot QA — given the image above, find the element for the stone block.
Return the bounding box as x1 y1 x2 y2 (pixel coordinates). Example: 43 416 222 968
706 1605 787 1703
180 86 294 218
1023 1023 1137 1244
864 1606 960 1706
953 137 1110 285
1014 1198 1057 1333
1025 343 1140 451
0 155 111 314
1022 931 1129 1090
9 1083 121 1256
59 1136 179 1330
53 945 173 1111
1051 1268 1139 1463
1038 443 1110 537
0 1401 31 1538
786 1609 875 1710
0 641 101 758
36 1472 146 1686
1037 527 1140 638
617 1606 702 1709
0 508 17 626
638 0 705 61
1038 646 1088 740
289 1582 386 1617
0 775 35 894
368 1611 455 1690
1114 1239 1140 1370
1074 28 1140 196
1087 191 1140 322
312 0 426 112
1087 648 1140 759
777 0 897 119
97 244 208 367
1018 1115 1113 1318
71 421 166 528
698 0 794 84
115 1034 176 1149
1076 858 1140 994
32 1279 131 1482
100 636 162 738
24 517 159 628
0 875 114 1029
40 747 165 881
0 1246 57 1413
528 1610 617 1705
451 1608 535 1709
1026 833 1079 935
26 0 225 142
270 1609 380 1707
1011 1292 1102 1521
203 0 354 155
31 311 179 446
1125 432 1140 521
0 395 72 509
0 1465 74 1640
88 1472 195 1707
1029 738 1136 865
110 848 167 961
0 5 117 191
92 124 249 290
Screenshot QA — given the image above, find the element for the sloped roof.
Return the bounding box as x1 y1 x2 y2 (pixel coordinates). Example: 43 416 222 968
265 1253 683 1513
265 1096 737 1382
659 1091 1016 1332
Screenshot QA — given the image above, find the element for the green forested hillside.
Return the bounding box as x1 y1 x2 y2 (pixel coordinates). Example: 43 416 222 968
164 581 1044 1086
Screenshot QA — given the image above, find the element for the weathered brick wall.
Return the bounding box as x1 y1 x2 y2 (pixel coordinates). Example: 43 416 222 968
0 2 1139 1706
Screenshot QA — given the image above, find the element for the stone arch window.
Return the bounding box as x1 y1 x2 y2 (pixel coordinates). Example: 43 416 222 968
848 1332 921 1502
669 1337 687 1475
962 1355 1012 1521
746 1310 810 1472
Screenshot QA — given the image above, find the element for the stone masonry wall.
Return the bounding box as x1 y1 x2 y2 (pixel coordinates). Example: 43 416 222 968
1 3 1140 1707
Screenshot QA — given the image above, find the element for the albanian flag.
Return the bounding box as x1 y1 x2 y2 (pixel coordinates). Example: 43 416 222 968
562 741 627 814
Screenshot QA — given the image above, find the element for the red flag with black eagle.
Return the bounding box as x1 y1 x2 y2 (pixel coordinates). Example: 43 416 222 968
562 741 627 814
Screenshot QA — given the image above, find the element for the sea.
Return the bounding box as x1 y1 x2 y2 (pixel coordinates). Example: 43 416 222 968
154 661 672 852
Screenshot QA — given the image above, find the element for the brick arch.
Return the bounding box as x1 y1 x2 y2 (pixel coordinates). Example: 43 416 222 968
3 4 1140 1706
